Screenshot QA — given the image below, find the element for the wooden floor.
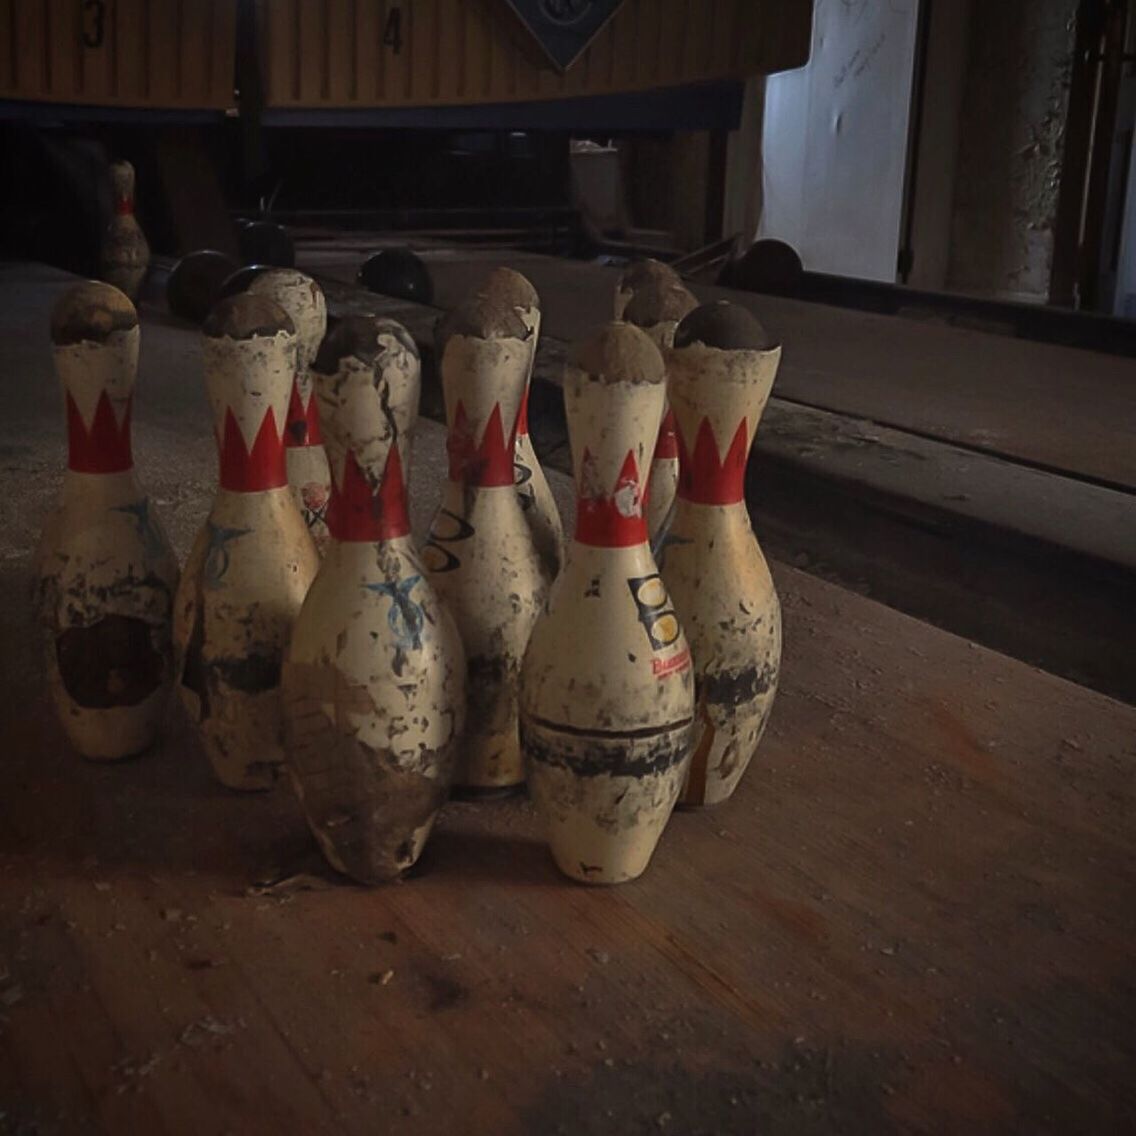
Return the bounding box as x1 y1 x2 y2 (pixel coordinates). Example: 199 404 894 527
1 266 1134 1134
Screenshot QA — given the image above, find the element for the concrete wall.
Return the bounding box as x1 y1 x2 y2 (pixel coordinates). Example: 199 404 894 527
946 0 1078 301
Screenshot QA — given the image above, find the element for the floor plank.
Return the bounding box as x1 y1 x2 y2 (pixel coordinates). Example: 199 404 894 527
0 264 1133 1134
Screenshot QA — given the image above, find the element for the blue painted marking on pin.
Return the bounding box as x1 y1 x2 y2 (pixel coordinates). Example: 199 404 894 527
364 575 425 650
203 523 252 589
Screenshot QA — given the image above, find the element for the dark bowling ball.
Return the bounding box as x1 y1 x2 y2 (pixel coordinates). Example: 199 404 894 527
357 248 433 304
166 249 239 323
239 220 295 267
720 238 803 294
216 264 273 302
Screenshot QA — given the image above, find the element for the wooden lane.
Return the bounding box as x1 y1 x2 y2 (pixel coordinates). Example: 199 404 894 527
1 271 1133 1132
304 245 1136 492
1 547 1133 1130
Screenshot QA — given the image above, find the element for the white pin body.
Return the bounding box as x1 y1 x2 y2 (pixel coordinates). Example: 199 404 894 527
100 162 150 301
283 319 463 882
520 333 694 883
662 341 782 806
245 270 333 553
287 443 332 548
522 543 694 883
174 487 318 789
40 470 179 759
510 295 564 579
646 424 679 541
515 413 564 580
174 309 319 790
425 327 547 791
284 539 465 882
426 478 545 790
640 318 682 545
40 308 178 759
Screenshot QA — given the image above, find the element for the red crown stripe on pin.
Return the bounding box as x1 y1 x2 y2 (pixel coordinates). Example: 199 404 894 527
515 386 531 437
677 417 749 505
653 408 679 461
67 390 133 473
285 376 323 448
326 445 411 542
218 406 288 492
114 197 135 216
574 449 648 548
446 401 517 488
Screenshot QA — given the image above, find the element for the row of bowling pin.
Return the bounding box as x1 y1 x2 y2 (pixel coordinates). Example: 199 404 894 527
35 259 782 886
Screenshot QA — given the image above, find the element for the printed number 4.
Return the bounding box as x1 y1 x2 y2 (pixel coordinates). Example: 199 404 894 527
82 0 106 49
383 7 403 55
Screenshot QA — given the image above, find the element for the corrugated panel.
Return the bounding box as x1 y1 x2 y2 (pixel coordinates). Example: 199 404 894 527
260 0 811 109
0 0 237 107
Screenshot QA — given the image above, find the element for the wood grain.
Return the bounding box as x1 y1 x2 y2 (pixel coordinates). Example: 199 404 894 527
256 0 812 109
2 545 1133 1133
0 266 1132 1133
2 0 235 107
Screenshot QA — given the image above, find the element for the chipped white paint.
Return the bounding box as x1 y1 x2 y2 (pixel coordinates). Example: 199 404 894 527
38 287 179 759
507 279 565 580
521 323 694 884
244 269 333 552
100 161 150 301
515 402 563 580
614 270 695 548
283 317 464 883
661 338 782 806
424 317 548 792
638 320 683 546
173 302 319 791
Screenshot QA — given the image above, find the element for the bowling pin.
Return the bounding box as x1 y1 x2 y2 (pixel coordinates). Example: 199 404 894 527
612 257 681 321
173 294 319 791
476 267 564 580
660 301 782 806
520 323 694 884
622 279 699 545
423 292 548 794
100 161 150 302
36 281 179 759
282 316 465 883
241 269 333 552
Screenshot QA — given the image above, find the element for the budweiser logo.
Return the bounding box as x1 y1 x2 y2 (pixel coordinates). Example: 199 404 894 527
652 647 691 677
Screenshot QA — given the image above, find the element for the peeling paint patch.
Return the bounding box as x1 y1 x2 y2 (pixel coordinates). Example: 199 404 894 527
55 615 165 709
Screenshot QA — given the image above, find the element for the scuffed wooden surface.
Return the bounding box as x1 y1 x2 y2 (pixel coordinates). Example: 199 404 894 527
0 265 1134 1133
2 547 1134 1132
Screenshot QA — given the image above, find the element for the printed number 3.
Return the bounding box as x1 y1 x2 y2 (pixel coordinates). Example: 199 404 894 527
383 7 403 55
82 0 106 48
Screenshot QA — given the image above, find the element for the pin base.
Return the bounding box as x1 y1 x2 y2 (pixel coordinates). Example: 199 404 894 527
449 783 526 802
